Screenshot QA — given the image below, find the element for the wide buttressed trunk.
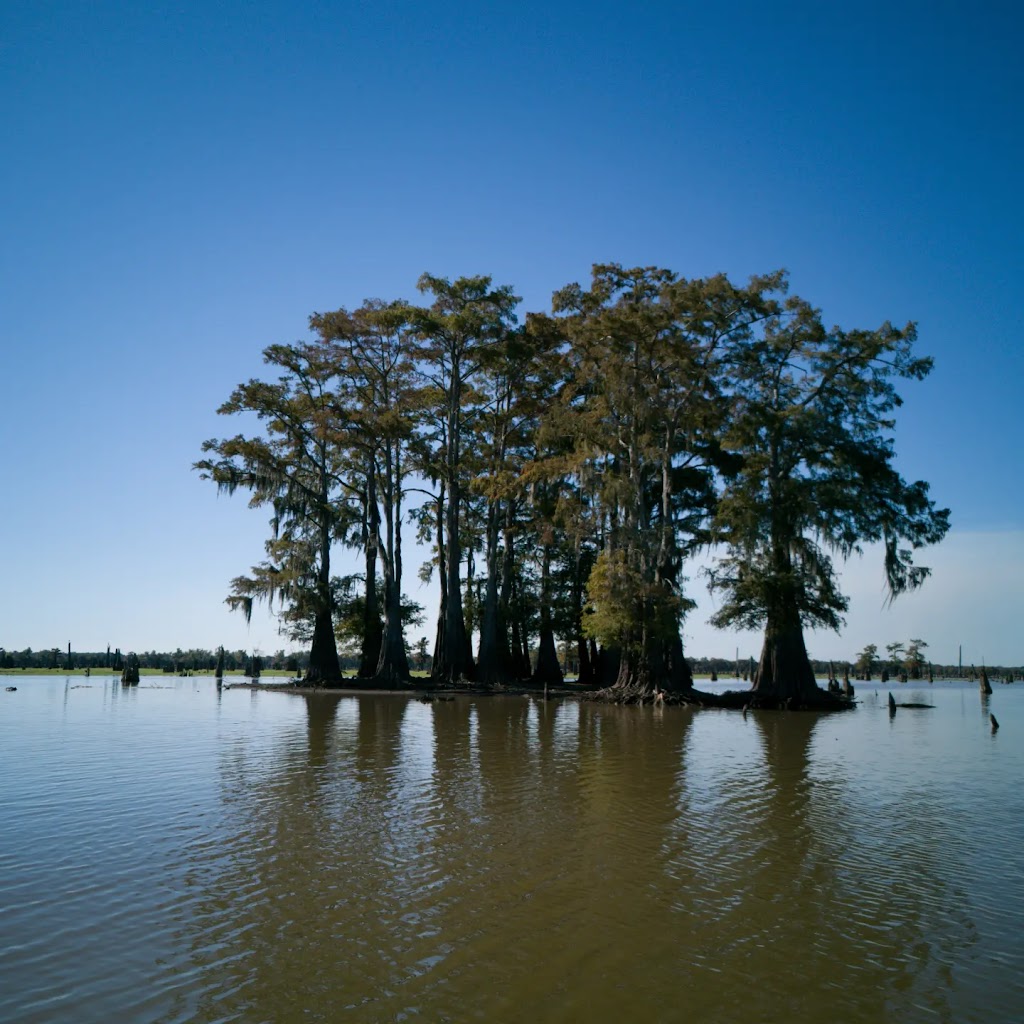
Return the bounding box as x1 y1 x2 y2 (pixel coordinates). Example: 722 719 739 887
751 613 820 701
532 624 564 686
375 582 411 685
477 546 513 684
306 607 343 687
611 633 693 697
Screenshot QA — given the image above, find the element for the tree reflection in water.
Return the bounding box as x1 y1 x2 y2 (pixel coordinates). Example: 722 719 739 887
162 696 980 1024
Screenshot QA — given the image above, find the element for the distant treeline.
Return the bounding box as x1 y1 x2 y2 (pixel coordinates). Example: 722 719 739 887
1 646 1017 681
0 647 305 673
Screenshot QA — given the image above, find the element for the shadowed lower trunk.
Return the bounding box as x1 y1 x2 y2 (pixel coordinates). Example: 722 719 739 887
375 579 410 685
359 472 383 677
532 544 563 686
611 633 693 696
306 607 343 687
533 626 563 685
751 611 820 700
576 635 594 686
477 504 511 684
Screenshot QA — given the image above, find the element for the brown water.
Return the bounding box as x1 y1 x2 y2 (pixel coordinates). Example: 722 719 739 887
1 677 1021 1023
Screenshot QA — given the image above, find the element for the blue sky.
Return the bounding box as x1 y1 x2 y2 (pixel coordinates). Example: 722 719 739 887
2 1 1021 665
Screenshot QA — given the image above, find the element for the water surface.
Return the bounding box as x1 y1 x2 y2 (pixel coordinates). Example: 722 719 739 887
1 676 1021 1022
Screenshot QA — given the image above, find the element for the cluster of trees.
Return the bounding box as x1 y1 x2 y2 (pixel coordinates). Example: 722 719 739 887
854 640 933 680
197 265 949 701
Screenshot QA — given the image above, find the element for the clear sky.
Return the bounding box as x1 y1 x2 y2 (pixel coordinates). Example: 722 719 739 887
2 1 1021 666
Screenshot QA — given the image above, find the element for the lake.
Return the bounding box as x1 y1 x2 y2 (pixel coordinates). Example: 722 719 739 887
1 676 1021 1023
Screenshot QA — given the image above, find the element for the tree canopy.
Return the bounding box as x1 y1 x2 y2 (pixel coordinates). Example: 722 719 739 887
197 263 949 702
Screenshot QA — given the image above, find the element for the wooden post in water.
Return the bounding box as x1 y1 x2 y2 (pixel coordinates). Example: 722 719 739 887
888 692 897 716
990 713 999 733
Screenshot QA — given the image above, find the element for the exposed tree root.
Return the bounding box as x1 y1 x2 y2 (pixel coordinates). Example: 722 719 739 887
589 684 855 712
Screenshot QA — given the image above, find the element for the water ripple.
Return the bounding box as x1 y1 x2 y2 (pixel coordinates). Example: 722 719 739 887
1 682 1023 1022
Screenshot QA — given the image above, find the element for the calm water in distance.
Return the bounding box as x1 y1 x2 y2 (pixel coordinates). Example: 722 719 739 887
1 676 1021 1023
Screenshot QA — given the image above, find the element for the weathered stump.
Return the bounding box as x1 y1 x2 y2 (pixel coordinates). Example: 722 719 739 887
980 668 992 696
121 653 140 685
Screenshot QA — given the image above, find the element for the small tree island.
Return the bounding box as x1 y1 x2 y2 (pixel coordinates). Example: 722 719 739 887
196 263 949 708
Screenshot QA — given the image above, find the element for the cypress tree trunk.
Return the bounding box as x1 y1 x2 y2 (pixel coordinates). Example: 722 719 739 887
477 502 508 684
432 489 447 670
532 544 563 686
667 634 694 691
507 566 532 679
374 444 411 686
577 635 594 685
376 578 411 685
597 644 621 688
751 609 820 701
435 409 473 684
573 538 594 685
533 627 562 685
306 606 343 687
359 469 383 677
610 633 692 698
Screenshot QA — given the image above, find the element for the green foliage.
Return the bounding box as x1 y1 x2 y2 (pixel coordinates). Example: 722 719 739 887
195 338 356 638
854 643 878 674
583 548 686 653
709 290 950 636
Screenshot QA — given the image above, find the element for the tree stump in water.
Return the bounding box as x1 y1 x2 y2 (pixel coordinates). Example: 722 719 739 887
888 692 897 716
121 653 140 685
980 668 992 695
990 713 999 733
